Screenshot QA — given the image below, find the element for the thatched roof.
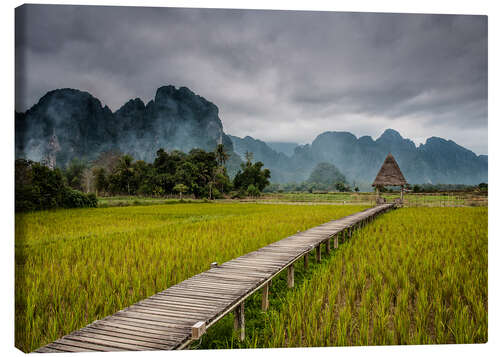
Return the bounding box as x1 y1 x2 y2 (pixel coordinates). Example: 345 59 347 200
372 153 407 186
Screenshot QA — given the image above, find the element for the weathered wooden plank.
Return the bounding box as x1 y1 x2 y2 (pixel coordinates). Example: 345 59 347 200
34 346 65 353
74 329 171 350
52 337 125 351
95 320 188 339
62 334 153 351
123 307 203 323
137 299 218 313
85 324 179 344
48 341 110 352
110 316 192 333
116 311 197 326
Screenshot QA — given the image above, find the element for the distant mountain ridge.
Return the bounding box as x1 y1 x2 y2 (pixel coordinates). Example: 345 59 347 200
229 129 487 186
16 86 487 186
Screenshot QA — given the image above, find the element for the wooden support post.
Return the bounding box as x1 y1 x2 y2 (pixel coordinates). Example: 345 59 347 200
234 302 245 341
316 244 321 262
261 282 269 311
326 239 331 254
334 234 339 249
287 264 294 288
304 252 309 270
192 321 206 340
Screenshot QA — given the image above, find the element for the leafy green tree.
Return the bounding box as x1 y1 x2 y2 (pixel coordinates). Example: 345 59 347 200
233 161 271 192
64 157 88 190
247 184 260 197
15 159 97 212
93 167 108 195
173 183 188 199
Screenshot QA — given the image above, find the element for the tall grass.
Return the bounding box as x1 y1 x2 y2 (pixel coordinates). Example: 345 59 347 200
245 207 486 347
15 203 367 352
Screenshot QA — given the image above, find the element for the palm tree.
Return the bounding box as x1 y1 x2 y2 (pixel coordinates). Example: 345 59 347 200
215 144 230 166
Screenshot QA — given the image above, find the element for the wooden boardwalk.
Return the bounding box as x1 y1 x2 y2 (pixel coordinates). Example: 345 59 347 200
36 203 395 353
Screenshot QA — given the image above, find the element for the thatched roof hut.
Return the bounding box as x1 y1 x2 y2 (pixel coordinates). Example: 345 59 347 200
372 153 407 187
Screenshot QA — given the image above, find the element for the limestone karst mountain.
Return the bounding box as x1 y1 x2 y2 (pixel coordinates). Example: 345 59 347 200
16 86 487 185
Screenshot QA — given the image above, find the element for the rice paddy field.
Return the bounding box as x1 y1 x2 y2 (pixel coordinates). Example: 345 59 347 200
15 202 367 352
198 207 488 348
15 202 488 352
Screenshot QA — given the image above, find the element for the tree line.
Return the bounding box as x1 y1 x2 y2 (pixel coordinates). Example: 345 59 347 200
15 145 272 211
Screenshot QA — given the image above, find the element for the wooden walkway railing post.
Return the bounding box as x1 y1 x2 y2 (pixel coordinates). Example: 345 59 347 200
261 283 269 311
287 264 295 288
234 302 245 341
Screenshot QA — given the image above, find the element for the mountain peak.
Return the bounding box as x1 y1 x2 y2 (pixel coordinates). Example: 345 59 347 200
377 128 403 142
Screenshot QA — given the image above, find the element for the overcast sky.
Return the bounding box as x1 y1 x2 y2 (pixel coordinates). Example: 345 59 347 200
15 5 487 154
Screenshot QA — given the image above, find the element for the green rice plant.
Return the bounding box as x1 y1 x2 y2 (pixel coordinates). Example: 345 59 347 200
253 207 487 347
15 202 367 352
200 207 486 348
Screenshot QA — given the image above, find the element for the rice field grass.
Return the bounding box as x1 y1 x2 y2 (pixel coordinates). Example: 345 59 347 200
197 207 487 348
15 202 368 352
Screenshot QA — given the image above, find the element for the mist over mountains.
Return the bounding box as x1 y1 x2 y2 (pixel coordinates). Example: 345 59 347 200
15 85 487 187
231 130 488 187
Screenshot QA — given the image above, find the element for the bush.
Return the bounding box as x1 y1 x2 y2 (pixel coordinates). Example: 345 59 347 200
15 159 98 212
247 184 260 197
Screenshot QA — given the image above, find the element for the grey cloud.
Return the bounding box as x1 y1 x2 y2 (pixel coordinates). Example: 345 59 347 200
15 5 487 154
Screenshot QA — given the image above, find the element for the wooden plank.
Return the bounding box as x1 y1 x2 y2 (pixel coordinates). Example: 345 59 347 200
134 302 214 318
74 330 171 350
47 341 108 352
62 334 153 351
116 311 197 326
85 324 179 344
110 316 192 334
124 306 204 323
95 319 188 339
165 287 241 300
152 294 229 307
53 338 124 352
137 299 218 313
35 346 64 353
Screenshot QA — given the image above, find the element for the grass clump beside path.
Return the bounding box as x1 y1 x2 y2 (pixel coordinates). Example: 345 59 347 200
15 203 368 352
198 207 487 348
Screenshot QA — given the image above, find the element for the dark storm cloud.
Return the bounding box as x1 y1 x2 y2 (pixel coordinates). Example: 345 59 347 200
15 5 488 154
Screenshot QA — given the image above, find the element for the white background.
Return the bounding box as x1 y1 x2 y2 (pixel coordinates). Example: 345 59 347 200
1 1 497 356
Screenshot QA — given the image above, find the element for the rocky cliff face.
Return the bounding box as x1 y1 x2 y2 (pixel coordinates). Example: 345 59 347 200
16 86 233 167
15 85 487 185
